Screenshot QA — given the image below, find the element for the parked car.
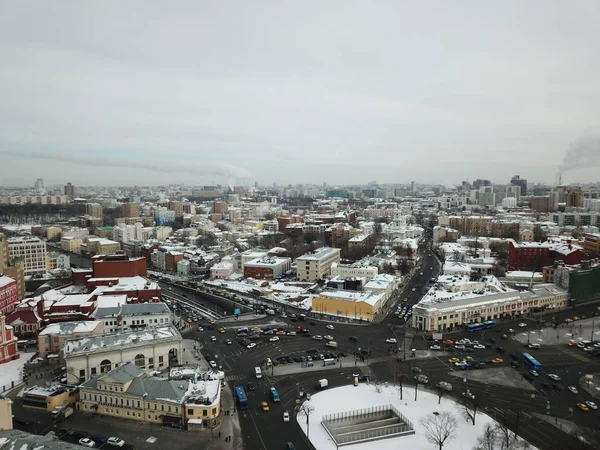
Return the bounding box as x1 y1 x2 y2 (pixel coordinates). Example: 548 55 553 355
107 437 125 447
283 411 290 422
326 325 335 330
386 338 397 344
78 438 95 448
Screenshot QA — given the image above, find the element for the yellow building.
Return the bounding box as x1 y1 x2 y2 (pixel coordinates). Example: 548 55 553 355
312 290 384 322
21 385 78 411
0 397 13 430
61 236 83 254
45 226 62 241
78 363 222 430
519 229 533 242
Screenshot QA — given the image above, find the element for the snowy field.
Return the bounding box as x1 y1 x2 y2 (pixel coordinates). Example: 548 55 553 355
0 352 30 391
298 383 536 450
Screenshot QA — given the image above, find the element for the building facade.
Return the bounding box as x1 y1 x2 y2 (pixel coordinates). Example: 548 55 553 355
0 276 18 314
37 321 105 359
296 247 341 281
7 236 47 275
311 289 384 322
243 257 292 279
0 313 18 364
64 326 183 383
93 303 172 334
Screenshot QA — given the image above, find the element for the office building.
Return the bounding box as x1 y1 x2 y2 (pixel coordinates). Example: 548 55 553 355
296 247 341 281
510 175 527 196
122 202 140 218
65 182 75 201
566 188 585 208
7 236 47 275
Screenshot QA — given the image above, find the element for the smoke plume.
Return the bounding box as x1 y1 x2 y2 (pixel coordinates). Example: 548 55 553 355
0 149 253 180
559 129 600 174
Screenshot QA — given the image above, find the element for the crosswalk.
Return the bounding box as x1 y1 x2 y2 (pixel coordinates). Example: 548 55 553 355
225 374 244 382
554 345 591 363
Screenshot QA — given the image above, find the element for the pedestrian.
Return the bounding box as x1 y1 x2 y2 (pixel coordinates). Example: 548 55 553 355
219 431 221 437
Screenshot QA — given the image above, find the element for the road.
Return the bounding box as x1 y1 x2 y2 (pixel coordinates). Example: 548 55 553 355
47 241 600 449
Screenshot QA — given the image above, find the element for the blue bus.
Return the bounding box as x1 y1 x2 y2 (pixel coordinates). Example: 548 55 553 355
521 352 542 372
465 320 496 332
234 385 249 410
270 387 280 402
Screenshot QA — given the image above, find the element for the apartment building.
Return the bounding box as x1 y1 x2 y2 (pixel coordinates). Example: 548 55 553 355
7 236 47 275
37 320 105 359
582 233 600 258
82 238 121 256
122 202 140 218
0 275 19 314
86 203 104 218
296 247 341 281
61 236 83 254
330 262 378 281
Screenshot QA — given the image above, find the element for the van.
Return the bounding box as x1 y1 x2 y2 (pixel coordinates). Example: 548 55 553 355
255 367 262 379
323 358 336 366
266 358 272 367
325 341 338 348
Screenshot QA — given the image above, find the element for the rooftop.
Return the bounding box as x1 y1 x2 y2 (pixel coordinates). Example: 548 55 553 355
318 289 385 306
39 320 103 336
297 247 340 261
64 325 181 357
94 302 170 319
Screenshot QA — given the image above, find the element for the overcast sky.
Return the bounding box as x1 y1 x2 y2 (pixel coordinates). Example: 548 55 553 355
1 1 599 188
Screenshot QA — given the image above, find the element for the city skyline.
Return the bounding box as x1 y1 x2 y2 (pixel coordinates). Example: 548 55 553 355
2 1 600 186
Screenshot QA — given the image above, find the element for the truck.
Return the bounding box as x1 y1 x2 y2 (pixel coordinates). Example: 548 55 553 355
50 405 73 419
315 379 328 389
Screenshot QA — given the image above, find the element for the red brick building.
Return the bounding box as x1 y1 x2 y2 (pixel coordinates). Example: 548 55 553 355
92 254 148 278
0 275 19 314
508 241 588 270
0 313 18 364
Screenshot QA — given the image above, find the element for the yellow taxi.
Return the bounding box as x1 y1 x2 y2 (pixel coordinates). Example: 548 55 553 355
568 341 578 347
276 331 286 335
448 357 459 363
491 358 504 364
251 326 261 331
218 327 225 333
403 297 409 302
577 403 589 412
572 316 581 321
261 401 270 412
186 318 193 324
209 320 216 325
397 314 404 319
443 339 454 345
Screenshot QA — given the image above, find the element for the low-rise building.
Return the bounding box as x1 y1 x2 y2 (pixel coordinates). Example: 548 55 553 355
0 275 19 314
64 325 182 383
37 320 105 359
46 252 70 270
93 302 172 334
0 313 18 364
82 238 121 256
61 236 83 254
311 289 385 322
330 262 378 281
210 262 234 280
411 282 567 332
243 256 291 279
78 363 222 430
582 233 600 258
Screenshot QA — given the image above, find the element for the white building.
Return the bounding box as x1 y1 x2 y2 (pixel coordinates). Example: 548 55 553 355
363 274 399 302
154 207 176 225
330 262 378 281
7 236 47 275
64 325 182 383
210 262 234 280
412 282 567 332
93 302 173 334
502 197 518 208
296 247 341 281
113 223 144 244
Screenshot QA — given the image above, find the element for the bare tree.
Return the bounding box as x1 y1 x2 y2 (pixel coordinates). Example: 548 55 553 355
296 401 315 439
420 412 458 450
436 384 445 405
458 394 479 426
473 423 497 450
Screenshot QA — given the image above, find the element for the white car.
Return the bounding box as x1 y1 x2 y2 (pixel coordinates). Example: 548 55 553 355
247 343 257 349
386 338 397 344
283 411 290 422
197 327 204 332
269 336 279 342
209 360 217 369
287 331 296 336
585 401 598 410
78 438 95 448
107 437 125 447
211 336 217 342
326 324 335 330
312 335 323 341
473 344 485 349
519 323 527 328
412 288 416 292
429 345 441 350
324 335 334 341
568 386 578 394
548 374 561 382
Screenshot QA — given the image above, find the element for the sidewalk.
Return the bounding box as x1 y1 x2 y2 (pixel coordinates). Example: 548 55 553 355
181 339 210 371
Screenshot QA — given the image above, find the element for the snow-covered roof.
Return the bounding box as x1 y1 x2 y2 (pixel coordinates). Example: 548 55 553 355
317 289 385 307
0 275 16 288
39 320 103 336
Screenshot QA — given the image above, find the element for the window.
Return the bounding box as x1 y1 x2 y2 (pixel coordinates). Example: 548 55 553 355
159 356 164 363
168 405 171 412
175 407 178 413
79 369 85 379
187 409 193 415
137 401 140 408
202 409 207 417
161 404 164 411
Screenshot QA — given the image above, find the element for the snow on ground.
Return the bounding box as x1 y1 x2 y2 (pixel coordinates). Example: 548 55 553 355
298 383 537 450
0 351 30 390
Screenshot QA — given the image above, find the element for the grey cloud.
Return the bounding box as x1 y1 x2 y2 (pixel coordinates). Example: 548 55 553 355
559 130 600 174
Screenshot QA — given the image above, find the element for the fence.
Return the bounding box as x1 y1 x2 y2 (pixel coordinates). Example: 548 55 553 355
322 404 415 447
